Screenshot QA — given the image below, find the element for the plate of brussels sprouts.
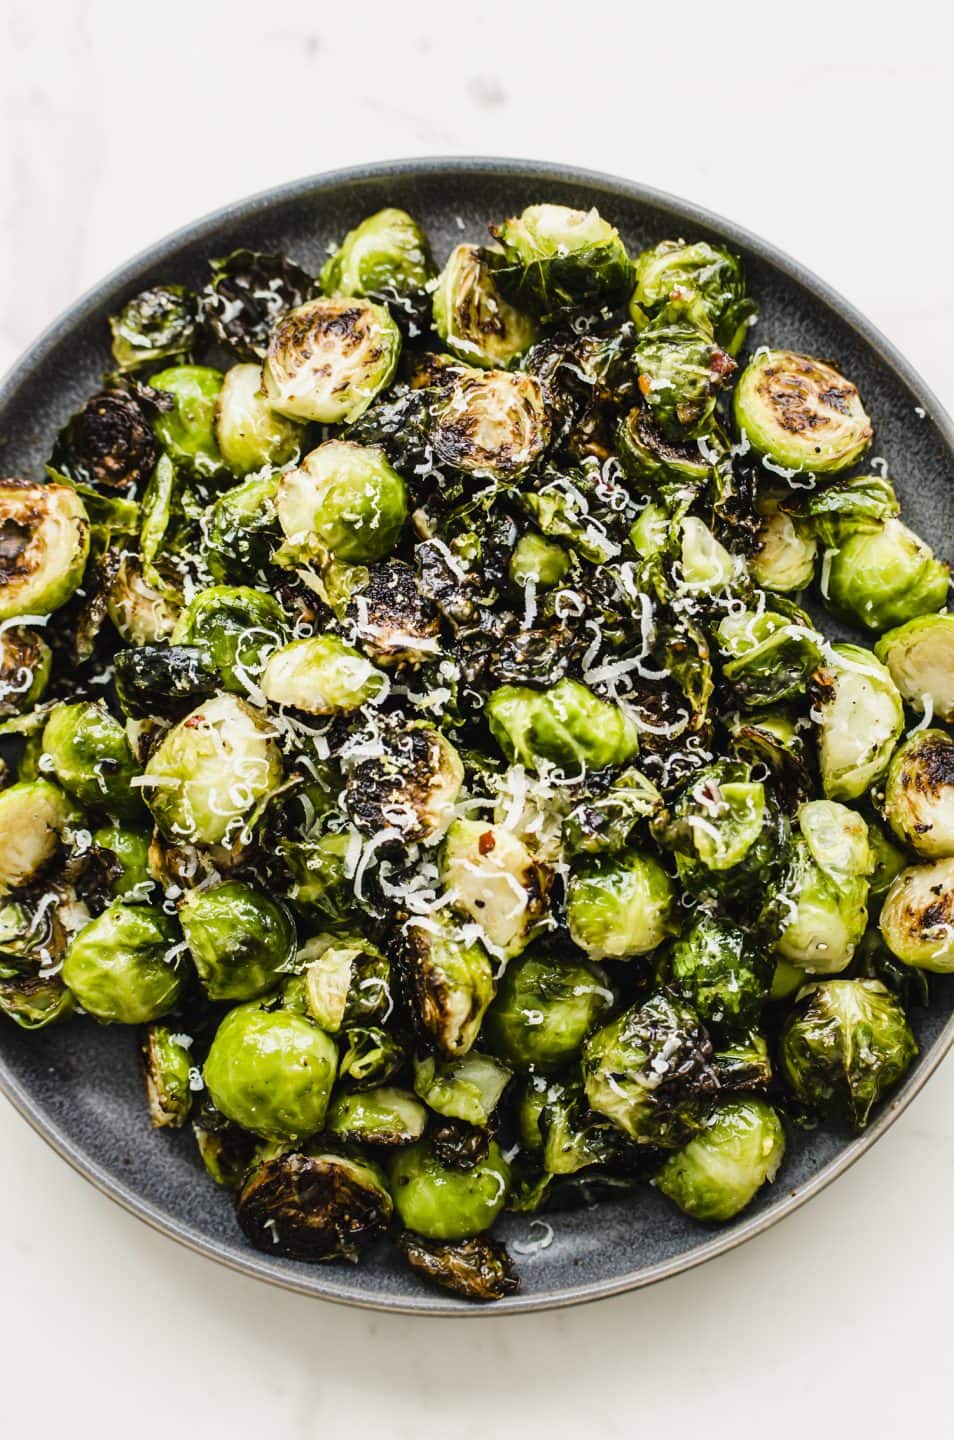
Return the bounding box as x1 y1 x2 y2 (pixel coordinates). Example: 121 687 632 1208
1 158 953 1314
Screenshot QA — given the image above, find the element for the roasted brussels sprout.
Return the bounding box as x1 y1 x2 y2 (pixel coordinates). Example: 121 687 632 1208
110 285 198 372
94 822 153 899
750 496 817 592
654 761 780 898
180 881 296 1000
667 915 768 1034
616 405 711 489
0 624 51 718
52 388 160 493
345 723 463 841
716 600 821 707
430 368 551 479
262 635 386 715
630 239 756 355
140 1023 193 1128
633 295 735 438
276 439 408 564
338 1024 405 1088
0 779 76 894
656 1097 785 1221
562 767 662 856
62 902 184 1023
441 819 551 957
876 614 954 722
105 553 179 645
812 645 904 802
237 1147 391 1260
150 365 224 478
772 800 871 974
826 518 949 631
321 207 434 309
203 1001 338 1141
344 560 440 668
293 934 391 1033
491 203 633 319
201 248 316 361
201 471 281 585
0 969 75 1030
0 478 89 621
433 244 537 368
880 857 954 971
413 1051 511 1126
327 1086 427 1147
567 848 676 961
390 1138 510 1240
113 643 217 720
733 350 872 474
171 585 287 694
508 533 569 591
262 298 401 424
41 701 143 818
884 729 954 858
398 1231 518 1302
481 950 612 1070
780 978 917 1125
487 677 639 774
394 914 495 1057
213 363 304 476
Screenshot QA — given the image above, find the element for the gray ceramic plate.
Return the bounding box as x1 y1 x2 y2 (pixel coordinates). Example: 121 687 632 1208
1 158 952 1315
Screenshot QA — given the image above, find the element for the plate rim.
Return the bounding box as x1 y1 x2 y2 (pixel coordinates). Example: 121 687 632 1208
1 154 952 1317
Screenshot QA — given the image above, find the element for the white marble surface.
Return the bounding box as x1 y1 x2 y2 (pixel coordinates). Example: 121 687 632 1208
1 3 953 1436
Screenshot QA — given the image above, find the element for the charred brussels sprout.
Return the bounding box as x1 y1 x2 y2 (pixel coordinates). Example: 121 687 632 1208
884 729 954 858
656 1098 785 1221
0 478 89 620
94 822 153 899
813 645 903 802
630 239 756 355
345 723 463 841
142 694 283 846
201 471 281 585
344 559 440 668
826 518 949 631
750 496 817 592
238 1148 391 1260
876 614 954 722
262 635 386 715
441 819 551 957
395 914 495 1057
0 970 74 1030
113 643 217 720
201 249 316 361
52 389 160 493
431 368 551 479
655 762 781 899
110 285 198 372
413 1051 512 1126
0 624 51 718
321 206 434 309
780 978 917 1126
398 1231 518 1302
204 1002 337 1141
616 405 711 488
294 935 391 1033
41 701 142 818
432 244 537 368
582 992 715 1147
633 295 735 438
733 350 872 474
141 1023 193 1128
491 203 633 319
276 439 407 563
262 298 401 424
486 677 640 774
214 364 304 475
0 780 76 894
327 1086 427 1146
668 916 768 1033
180 881 296 1000
171 585 287 693
150 365 224 477
567 848 676 961
482 950 613 1070
390 1138 510 1240
880 857 954 971
773 800 871 974
717 600 821 707
62 902 184 1023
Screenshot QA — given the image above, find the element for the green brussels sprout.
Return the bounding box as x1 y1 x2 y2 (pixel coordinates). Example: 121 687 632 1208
813 644 904 802
0 970 74 1030
654 761 781 898
203 1001 338 1141
875 614 954 722
237 1147 392 1260
780 978 917 1126
430 368 551 480
390 1138 511 1240
0 779 77 894
171 585 287 693
201 471 281 584
563 767 662 857
486 677 640 774
345 723 463 842
395 914 495 1057
785 472 899 546
633 294 735 438
773 800 871 974
711 1030 773 1092
109 285 198 372
293 934 391 1033
213 363 304 476
413 1051 512 1126
567 848 676 961
105 553 179 646
140 1023 193 1128
338 1024 405 1088
880 857 954 971
667 915 768 1034
825 518 949 631
490 203 633 319
0 624 51 717
733 349 872 474
616 406 712 489
726 709 809 798
519 1073 623 1175
321 207 434 306
179 881 296 1000
261 635 386 715
262 298 401 424
508 532 569 590
582 992 715 1147
432 244 537 368
749 496 817 592
630 239 756 355
41 701 143 818
769 958 804 1001
398 1231 518 1303
142 693 283 846
520 475 622 565
276 439 408 564
716 600 821 707
440 819 551 957
678 516 738 595
656 1097 785 1221
0 478 89 621
62 902 184 1023
93 823 153 899
191 1101 265 1190
150 365 224 477
280 828 353 918
327 1086 427 1146
884 729 954 858
481 950 613 1070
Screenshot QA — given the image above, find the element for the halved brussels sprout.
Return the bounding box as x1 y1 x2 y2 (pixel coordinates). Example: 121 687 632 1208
390 1138 510 1240
345 559 440 668
486 677 640 774
667 915 768 1034
654 761 782 900
517 1073 621 1176
262 635 384 716
633 295 735 438
321 207 434 306
884 729 954 859
150 365 224 477
398 1231 518 1302
0 780 76 894
110 285 198 372
142 693 283 846
711 1030 773 1092
105 554 179 645
812 645 904 802
180 881 296 1000
204 1001 338 1141
0 478 89 621
826 518 949 631
41 701 143 818
394 914 495 1057
567 848 676 961
750 496 817 592
656 1097 785 1221
726 708 809 800
293 934 391 1033
327 1085 427 1147
582 992 715 1147
201 248 316 361
733 349 872 473
62 902 184 1023
171 584 287 694
432 244 537 368
716 600 821 707
616 406 711 489
113 644 218 721
141 1023 193 1128
508 533 569 590
441 819 551 957
52 388 160 493
481 949 613 1070
880 857 954 970
345 723 463 841
430 369 551 479
213 363 304 476
780 978 917 1125
491 203 633 319
202 472 281 584
0 624 51 718
94 822 153 899
772 800 871 974
0 970 75 1030
237 1147 392 1260
630 239 756 355
678 516 738 594
413 1051 512 1127
338 1024 405 1089
276 439 408 565
563 767 662 857
262 298 401 424
875 614 954 721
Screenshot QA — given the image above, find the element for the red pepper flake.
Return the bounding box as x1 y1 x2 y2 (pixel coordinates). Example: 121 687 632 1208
478 830 496 856
184 714 205 729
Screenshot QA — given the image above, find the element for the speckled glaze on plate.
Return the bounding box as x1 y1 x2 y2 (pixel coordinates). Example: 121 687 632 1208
1 158 952 1316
